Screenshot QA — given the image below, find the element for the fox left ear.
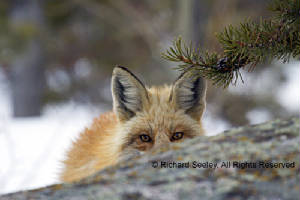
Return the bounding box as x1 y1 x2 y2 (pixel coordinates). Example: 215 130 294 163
170 70 207 121
111 66 149 122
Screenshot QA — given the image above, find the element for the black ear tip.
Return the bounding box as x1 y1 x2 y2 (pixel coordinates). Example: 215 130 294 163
113 65 129 74
175 65 204 82
174 66 206 85
112 65 147 90
113 65 138 77
115 65 130 71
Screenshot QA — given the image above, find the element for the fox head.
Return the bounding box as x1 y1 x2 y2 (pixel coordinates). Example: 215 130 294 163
111 66 206 154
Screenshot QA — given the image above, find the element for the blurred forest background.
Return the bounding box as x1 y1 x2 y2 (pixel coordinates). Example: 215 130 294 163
0 0 299 194
0 0 299 125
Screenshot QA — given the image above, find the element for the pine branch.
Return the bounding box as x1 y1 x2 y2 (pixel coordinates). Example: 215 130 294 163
162 0 300 88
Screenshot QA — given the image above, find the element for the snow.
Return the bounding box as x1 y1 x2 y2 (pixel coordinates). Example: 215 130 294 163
0 62 299 194
228 61 300 124
276 63 300 112
0 68 105 194
0 102 103 194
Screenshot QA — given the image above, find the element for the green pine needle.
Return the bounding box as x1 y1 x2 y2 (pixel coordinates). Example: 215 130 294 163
162 0 300 89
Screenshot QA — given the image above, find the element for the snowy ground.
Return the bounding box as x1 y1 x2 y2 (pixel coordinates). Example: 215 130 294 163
0 102 103 194
0 62 299 195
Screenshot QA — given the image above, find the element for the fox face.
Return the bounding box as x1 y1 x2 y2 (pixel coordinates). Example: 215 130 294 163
112 66 206 155
60 66 207 182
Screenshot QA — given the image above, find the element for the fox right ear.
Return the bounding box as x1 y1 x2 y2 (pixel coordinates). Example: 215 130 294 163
111 66 149 122
170 69 207 121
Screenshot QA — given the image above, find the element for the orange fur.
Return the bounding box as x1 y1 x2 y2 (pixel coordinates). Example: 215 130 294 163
60 67 206 182
60 112 120 182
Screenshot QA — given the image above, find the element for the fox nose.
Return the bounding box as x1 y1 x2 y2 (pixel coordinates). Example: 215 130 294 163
153 132 170 148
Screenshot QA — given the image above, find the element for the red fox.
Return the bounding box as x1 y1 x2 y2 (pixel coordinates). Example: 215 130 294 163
60 66 206 182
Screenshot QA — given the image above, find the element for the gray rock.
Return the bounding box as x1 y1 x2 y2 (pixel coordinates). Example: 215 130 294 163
1 117 299 200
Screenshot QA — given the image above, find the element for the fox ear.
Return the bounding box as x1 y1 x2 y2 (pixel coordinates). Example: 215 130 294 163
111 66 148 122
171 70 207 121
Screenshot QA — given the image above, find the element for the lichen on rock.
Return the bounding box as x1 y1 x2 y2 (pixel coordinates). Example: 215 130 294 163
1 118 299 200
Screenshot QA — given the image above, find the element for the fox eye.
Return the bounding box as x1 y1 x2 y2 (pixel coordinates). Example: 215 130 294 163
171 132 184 141
139 134 152 142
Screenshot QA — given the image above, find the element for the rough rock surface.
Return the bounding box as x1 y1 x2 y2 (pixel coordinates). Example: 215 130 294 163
1 117 299 200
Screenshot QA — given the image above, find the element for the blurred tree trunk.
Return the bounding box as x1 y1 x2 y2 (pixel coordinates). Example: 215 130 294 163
177 0 210 46
9 0 46 117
